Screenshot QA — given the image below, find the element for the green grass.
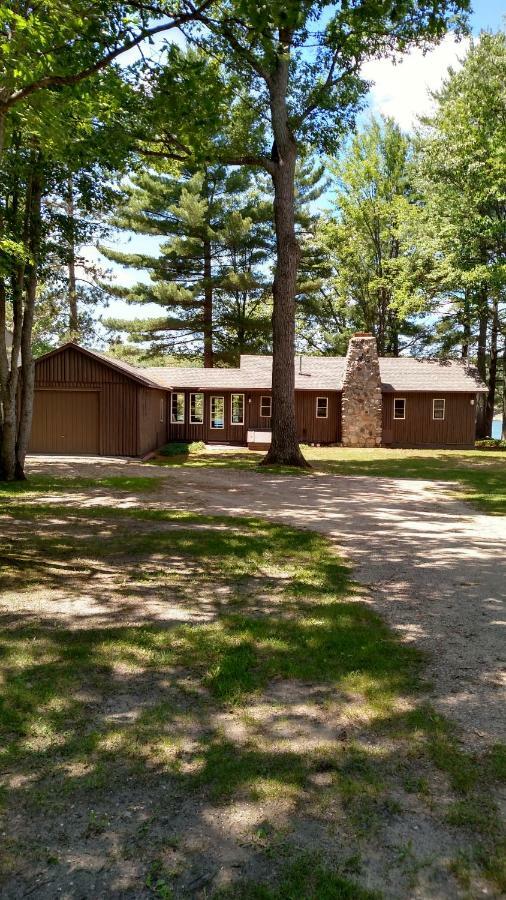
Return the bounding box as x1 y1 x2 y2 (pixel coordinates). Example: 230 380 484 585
0 473 160 496
0 497 505 895
148 445 506 515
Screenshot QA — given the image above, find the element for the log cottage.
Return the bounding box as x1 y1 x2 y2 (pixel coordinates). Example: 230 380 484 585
29 334 486 456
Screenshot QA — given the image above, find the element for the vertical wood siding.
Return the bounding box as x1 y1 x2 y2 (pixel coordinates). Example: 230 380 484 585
33 346 141 456
382 392 477 447
138 388 168 456
168 389 341 445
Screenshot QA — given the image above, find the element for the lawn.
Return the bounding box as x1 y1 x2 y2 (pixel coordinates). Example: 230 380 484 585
0 479 504 897
151 444 506 515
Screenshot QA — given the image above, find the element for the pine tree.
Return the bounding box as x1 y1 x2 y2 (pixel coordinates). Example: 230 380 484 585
101 166 272 366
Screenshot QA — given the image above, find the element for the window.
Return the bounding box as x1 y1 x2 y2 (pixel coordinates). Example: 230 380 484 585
433 398 445 420
316 397 328 419
190 392 204 424
160 398 165 423
393 398 406 420
171 392 185 424
260 395 272 418
210 395 225 429
231 393 244 425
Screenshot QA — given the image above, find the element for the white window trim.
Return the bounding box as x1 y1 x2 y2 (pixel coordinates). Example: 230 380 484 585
316 396 328 419
231 393 245 425
210 395 225 429
393 397 406 421
433 398 445 421
190 392 204 425
160 398 164 424
170 392 185 424
260 395 272 418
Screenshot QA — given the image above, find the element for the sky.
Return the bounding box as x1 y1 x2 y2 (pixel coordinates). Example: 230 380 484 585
89 1 505 331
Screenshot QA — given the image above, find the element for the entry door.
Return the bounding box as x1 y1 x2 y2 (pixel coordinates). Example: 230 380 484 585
30 390 100 454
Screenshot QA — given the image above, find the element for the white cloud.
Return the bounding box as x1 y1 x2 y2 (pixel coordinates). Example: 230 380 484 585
361 33 471 131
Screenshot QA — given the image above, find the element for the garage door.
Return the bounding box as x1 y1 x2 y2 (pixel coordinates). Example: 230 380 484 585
30 390 100 454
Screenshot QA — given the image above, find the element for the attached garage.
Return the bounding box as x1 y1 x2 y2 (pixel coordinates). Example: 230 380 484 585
30 344 168 457
31 390 100 454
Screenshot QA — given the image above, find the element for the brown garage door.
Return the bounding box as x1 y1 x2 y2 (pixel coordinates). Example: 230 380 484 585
30 390 100 454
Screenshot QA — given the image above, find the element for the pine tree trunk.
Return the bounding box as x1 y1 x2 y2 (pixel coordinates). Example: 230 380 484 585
203 237 213 367
67 177 79 338
261 50 308 468
501 340 506 442
475 298 488 439
15 164 43 478
484 297 498 439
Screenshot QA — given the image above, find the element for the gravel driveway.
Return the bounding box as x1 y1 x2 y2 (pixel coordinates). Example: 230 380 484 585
27 455 506 747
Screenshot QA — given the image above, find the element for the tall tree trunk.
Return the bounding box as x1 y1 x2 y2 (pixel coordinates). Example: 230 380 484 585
484 297 498 439
501 340 506 442
461 289 471 358
202 237 213 367
262 47 307 467
66 177 79 338
475 294 488 439
15 161 43 478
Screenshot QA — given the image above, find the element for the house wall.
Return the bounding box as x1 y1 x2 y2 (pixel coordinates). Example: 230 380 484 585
33 346 140 456
138 388 168 456
382 391 477 447
168 389 341 445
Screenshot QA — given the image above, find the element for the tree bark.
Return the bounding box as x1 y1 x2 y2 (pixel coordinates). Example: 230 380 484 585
66 177 79 338
501 339 506 442
203 236 214 367
261 44 308 467
484 297 498 439
475 295 488 439
15 161 43 478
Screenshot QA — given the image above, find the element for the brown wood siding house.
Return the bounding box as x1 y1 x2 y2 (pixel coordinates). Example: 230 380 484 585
31 344 166 456
29 341 486 456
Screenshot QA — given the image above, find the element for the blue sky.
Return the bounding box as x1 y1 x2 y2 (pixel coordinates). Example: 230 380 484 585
89 3 505 332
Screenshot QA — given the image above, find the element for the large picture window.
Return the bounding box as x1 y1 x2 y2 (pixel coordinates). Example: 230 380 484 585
260 396 272 418
316 397 328 419
190 393 204 424
433 398 445 421
171 392 185 424
210 396 225 429
393 398 406 420
231 393 244 425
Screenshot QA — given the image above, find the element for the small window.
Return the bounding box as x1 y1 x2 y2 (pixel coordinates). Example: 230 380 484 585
171 392 185 424
231 393 244 425
316 397 328 419
210 395 225 429
433 398 445 420
393 398 406 420
260 395 272 418
160 398 165 423
190 392 204 424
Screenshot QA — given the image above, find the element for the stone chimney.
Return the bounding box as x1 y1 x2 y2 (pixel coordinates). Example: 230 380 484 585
341 333 382 447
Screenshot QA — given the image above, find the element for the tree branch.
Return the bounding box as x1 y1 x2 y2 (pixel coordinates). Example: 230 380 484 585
2 0 216 112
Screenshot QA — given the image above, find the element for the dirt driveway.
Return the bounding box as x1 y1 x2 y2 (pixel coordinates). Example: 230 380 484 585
26 455 505 748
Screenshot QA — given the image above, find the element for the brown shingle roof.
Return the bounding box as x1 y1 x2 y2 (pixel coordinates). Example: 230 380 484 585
144 355 485 393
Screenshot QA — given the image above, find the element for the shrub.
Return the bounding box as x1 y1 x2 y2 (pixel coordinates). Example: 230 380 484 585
475 438 506 451
159 441 206 457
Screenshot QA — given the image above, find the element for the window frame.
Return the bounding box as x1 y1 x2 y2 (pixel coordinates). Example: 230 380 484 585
190 392 204 425
433 398 445 421
316 396 328 419
170 392 185 424
260 395 272 418
210 395 225 429
231 393 245 425
393 397 406 421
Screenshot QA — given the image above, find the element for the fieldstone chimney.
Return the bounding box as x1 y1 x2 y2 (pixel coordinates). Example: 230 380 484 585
341 333 382 447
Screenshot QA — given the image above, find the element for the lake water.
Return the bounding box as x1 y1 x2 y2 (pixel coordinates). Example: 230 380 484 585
492 419 502 439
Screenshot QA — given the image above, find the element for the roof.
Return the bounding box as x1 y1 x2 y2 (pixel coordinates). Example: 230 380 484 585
37 343 487 393
36 343 164 390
